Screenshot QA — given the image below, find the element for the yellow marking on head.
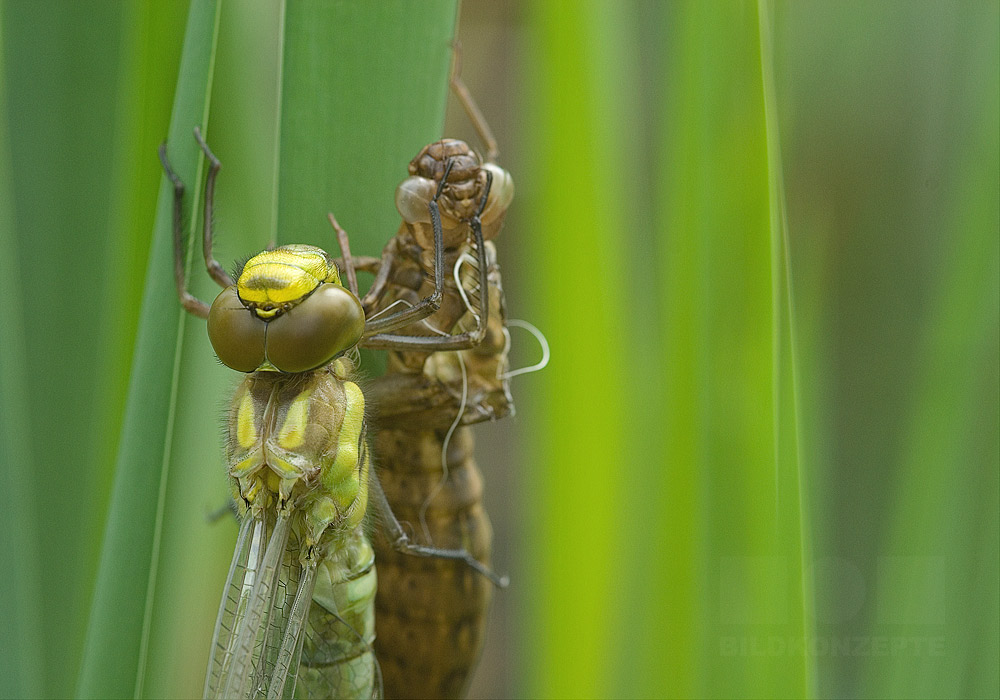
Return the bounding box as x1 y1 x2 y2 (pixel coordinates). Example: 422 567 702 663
236 391 258 449
277 388 313 449
237 246 343 308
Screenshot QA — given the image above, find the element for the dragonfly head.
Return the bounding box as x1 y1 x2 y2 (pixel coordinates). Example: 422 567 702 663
410 139 481 195
397 139 514 250
206 244 364 373
407 139 483 223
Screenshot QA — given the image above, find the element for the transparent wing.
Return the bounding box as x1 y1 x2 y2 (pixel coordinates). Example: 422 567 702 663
213 513 292 699
296 606 380 699
258 531 303 697
266 561 318 699
204 517 379 699
204 515 261 697
294 558 380 699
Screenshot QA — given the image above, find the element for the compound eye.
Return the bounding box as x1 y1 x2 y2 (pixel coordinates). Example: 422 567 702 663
395 175 437 224
480 164 514 223
265 284 364 373
207 286 267 372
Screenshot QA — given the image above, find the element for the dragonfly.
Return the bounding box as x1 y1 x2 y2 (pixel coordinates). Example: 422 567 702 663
160 127 505 699
358 75 517 699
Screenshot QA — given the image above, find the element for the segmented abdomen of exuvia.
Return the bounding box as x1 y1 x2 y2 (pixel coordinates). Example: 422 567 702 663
370 242 512 699
374 426 493 699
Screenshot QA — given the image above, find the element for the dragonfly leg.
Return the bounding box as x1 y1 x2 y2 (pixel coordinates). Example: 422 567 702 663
158 142 211 318
331 255 382 278
360 159 461 337
368 467 508 588
193 127 235 289
359 239 399 316
328 213 361 297
450 42 500 163
205 497 240 523
362 170 493 352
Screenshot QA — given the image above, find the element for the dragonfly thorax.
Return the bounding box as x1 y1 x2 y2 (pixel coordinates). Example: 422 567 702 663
396 142 514 252
228 362 371 544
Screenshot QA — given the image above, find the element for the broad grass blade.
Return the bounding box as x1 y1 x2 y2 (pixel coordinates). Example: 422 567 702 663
76 1 222 696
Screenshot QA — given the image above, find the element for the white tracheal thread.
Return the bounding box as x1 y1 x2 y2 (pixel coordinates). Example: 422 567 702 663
366 298 411 322
452 252 481 329
456 250 549 381
501 318 550 379
360 278 468 545
417 252 478 542
372 250 550 545
415 252 484 539
419 347 468 543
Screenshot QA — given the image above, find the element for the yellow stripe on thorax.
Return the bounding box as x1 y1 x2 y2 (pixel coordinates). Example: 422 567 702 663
236 390 258 448
347 448 371 529
277 388 312 449
321 381 366 505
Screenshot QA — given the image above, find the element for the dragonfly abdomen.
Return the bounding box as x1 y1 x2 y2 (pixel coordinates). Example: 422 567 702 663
366 139 515 698
298 527 379 700
374 426 493 699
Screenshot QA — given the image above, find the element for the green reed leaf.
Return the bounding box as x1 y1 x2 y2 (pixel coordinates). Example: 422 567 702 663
76 1 221 696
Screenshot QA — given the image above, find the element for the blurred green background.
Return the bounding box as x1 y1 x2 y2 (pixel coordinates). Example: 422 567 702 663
0 1 996 699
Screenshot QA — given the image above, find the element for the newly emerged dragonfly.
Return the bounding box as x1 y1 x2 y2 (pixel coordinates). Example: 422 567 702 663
360 77 517 698
160 128 504 699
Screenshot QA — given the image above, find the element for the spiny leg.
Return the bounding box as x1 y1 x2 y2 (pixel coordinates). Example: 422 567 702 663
368 466 508 588
193 126 235 289
159 142 211 318
327 213 387 313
